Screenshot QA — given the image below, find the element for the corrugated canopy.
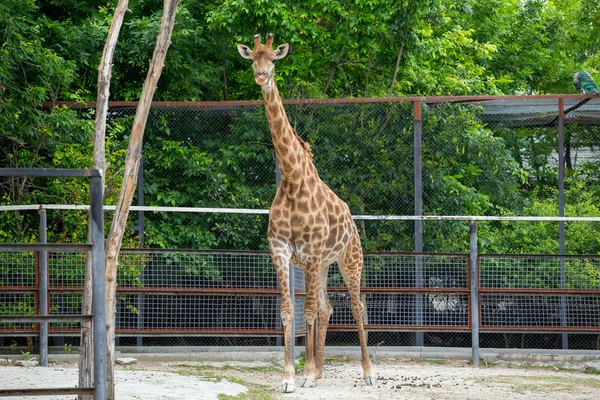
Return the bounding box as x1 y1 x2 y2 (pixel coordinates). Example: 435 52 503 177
478 97 600 127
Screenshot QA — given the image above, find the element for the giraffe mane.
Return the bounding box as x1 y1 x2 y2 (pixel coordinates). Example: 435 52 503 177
292 129 313 160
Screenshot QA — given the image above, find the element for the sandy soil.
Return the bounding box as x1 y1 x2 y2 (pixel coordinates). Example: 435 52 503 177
1 357 600 400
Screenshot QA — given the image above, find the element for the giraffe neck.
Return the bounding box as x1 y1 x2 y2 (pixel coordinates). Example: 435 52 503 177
262 80 308 183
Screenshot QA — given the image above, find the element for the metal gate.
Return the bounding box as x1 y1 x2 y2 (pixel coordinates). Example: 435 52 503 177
0 168 106 399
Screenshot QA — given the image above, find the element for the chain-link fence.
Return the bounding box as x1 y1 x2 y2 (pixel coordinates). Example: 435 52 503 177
1 95 600 352
96 96 600 254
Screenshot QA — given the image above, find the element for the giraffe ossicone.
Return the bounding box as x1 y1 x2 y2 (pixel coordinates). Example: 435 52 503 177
237 33 374 393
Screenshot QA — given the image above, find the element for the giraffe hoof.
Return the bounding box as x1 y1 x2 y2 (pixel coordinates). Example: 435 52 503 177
280 382 296 393
301 378 317 388
364 376 374 386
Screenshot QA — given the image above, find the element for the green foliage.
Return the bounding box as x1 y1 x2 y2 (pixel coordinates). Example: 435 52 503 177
1 0 600 257
424 103 523 215
129 107 274 249
297 103 415 250
0 296 35 329
482 166 600 255
2 0 599 102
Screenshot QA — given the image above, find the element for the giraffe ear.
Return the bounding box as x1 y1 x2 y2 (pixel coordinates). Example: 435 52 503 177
237 44 253 60
273 44 289 60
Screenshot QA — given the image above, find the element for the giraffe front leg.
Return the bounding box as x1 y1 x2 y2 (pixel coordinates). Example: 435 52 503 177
271 252 296 393
280 311 296 393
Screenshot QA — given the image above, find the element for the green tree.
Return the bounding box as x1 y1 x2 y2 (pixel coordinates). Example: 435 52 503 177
0 0 92 242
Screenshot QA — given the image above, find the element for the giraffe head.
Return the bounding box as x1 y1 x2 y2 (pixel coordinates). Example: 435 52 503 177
237 33 289 86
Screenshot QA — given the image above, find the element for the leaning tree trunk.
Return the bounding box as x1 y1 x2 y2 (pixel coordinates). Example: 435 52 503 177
389 42 404 97
104 1 180 398
79 2 129 399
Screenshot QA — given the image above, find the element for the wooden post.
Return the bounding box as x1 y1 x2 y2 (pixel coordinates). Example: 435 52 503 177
79 1 129 399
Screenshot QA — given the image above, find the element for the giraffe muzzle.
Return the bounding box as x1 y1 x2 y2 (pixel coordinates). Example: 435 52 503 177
254 71 270 85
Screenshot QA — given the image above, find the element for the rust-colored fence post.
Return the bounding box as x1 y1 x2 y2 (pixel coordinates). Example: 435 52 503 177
414 99 424 346
469 220 479 366
558 97 568 349
38 207 48 366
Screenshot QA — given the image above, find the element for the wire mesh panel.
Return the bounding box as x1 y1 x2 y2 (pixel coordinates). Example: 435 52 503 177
480 255 600 290
480 255 600 332
0 252 36 287
50 293 82 332
116 295 280 333
361 253 469 289
0 293 36 333
292 265 307 334
326 254 470 333
119 250 277 289
328 293 469 328
481 294 600 330
49 252 86 287
0 252 37 334
47 252 87 334
115 250 280 336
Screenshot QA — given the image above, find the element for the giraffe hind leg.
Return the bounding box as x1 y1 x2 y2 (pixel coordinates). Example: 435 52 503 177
340 236 374 385
300 257 322 388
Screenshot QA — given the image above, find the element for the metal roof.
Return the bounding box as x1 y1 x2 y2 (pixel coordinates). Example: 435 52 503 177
479 97 600 126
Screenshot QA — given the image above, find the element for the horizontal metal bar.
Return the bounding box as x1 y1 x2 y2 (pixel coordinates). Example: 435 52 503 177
117 287 470 295
3 204 600 222
0 328 287 337
115 328 284 336
479 288 600 294
0 168 101 178
11 286 593 295
120 248 467 258
0 387 95 397
331 324 471 332
480 326 600 332
0 286 37 292
42 94 597 109
5 326 600 336
327 287 470 293
122 248 271 256
353 215 600 222
116 287 280 296
4 286 595 296
363 251 469 258
115 326 472 334
480 253 600 260
0 315 93 323
0 243 91 252
0 287 471 295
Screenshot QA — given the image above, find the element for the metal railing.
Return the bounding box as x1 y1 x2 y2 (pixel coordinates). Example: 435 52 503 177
0 170 106 400
1 208 599 368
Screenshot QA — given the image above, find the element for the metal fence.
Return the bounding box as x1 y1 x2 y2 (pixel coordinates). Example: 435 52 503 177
2 95 600 354
0 169 106 399
42 95 600 254
1 236 599 354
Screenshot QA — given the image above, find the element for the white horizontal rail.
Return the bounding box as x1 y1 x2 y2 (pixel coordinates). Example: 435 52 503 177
1 204 600 222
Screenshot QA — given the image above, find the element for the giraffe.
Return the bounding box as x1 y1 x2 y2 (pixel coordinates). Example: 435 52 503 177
237 33 374 393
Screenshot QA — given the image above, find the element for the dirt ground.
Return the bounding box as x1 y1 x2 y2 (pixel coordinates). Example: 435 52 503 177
1 357 600 400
